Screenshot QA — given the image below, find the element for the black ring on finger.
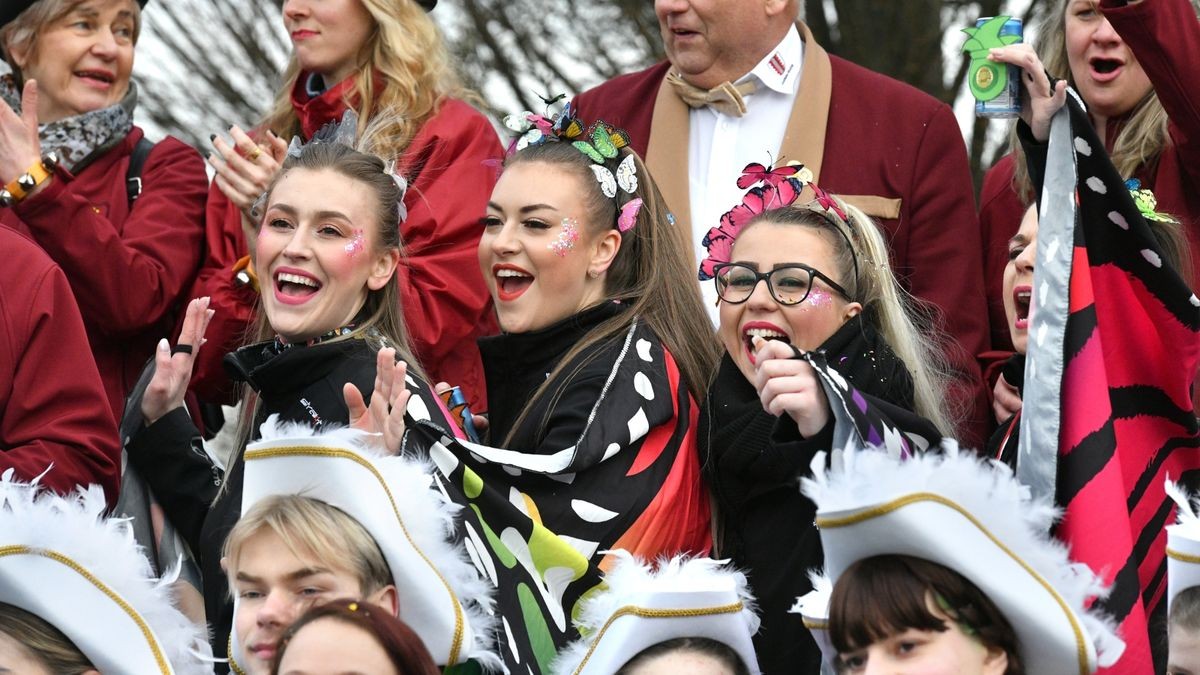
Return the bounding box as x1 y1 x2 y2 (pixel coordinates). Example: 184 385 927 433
171 344 194 355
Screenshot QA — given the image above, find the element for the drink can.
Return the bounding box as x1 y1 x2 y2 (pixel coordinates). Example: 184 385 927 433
438 386 481 443
973 17 1023 119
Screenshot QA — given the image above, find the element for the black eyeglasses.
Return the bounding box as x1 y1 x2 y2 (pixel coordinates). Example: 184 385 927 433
713 262 852 306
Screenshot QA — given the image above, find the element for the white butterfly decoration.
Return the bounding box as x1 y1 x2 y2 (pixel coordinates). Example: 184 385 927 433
591 165 618 199
616 154 638 194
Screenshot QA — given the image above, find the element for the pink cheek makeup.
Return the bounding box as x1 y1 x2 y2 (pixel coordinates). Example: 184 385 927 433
548 217 581 257
804 288 833 309
344 229 365 258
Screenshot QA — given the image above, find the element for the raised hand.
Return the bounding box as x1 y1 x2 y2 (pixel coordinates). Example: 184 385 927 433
987 44 1069 142
752 336 831 439
141 297 214 425
344 348 412 455
208 125 289 213
0 79 43 187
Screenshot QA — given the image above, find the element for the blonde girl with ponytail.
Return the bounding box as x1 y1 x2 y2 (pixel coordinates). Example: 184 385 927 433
699 185 952 673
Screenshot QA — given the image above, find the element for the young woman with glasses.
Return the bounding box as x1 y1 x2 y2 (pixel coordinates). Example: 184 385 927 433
698 185 953 673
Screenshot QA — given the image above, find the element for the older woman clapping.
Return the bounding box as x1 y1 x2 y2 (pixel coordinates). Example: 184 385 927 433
0 0 207 423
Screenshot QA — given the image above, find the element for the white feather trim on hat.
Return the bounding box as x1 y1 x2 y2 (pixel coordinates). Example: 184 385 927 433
790 573 835 674
242 416 501 670
0 469 210 675
1165 478 1200 610
800 441 1125 674
552 551 760 675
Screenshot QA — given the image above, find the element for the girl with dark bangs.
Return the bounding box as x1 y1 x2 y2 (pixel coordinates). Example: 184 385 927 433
829 556 1021 675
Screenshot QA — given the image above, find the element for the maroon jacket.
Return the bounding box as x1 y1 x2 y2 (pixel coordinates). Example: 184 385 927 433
1 128 208 422
0 227 120 503
573 30 990 443
980 0 1200 356
187 86 501 410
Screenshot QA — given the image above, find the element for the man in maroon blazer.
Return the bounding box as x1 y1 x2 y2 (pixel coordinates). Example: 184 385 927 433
573 3 990 670
573 0 989 438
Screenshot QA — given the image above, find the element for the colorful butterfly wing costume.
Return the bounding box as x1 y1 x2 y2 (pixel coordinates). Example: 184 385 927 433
1018 91 1200 672
402 303 711 673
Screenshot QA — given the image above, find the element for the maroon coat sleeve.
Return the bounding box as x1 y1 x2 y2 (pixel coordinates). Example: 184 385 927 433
395 100 502 409
12 135 207 339
0 231 120 504
185 184 260 403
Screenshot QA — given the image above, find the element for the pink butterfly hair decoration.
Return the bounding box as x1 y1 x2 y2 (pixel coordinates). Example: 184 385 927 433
698 161 811 280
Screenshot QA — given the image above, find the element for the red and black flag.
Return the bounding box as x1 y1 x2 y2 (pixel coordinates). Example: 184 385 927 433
1018 92 1200 672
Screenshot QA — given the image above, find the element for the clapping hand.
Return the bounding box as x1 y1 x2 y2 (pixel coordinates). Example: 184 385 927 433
141 297 214 425
344 348 412 455
0 79 43 189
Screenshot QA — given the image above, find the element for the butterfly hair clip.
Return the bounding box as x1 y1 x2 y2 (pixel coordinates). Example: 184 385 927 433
1126 178 1178 223
501 92 577 156
698 160 810 280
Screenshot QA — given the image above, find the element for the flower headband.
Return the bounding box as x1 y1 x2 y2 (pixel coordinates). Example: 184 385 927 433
699 161 861 299
502 99 643 232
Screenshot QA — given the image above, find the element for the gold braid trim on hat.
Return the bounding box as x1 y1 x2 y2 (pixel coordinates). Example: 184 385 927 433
243 445 465 665
571 601 745 674
0 545 171 674
816 492 1090 675
1167 547 1200 564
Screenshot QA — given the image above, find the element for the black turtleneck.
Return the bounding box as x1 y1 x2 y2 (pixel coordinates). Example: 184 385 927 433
478 300 626 448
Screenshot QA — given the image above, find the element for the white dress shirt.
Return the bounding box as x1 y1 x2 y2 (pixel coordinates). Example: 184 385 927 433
687 25 803 321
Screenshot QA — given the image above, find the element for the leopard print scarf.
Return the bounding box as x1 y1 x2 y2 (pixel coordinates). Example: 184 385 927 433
0 74 137 174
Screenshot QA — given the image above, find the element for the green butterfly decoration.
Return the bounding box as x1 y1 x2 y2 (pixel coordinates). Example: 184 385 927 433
572 123 630 164
1126 179 1178 223
962 16 1021 101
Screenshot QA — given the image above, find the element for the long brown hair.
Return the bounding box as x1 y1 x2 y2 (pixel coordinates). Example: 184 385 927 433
224 140 425 492
257 0 463 159
500 140 721 444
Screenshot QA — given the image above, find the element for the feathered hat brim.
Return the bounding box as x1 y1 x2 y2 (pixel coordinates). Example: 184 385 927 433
229 419 497 670
804 445 1124 675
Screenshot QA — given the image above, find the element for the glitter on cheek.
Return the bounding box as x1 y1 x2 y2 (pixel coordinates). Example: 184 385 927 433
806 288 834 308
548 217 581 257
344 229 365 258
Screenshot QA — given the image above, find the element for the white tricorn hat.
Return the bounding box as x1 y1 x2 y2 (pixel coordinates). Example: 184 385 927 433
1165 479 1200 611
551 551 760 675
801 442 1125 675
228 418 498 671
0 470 210 675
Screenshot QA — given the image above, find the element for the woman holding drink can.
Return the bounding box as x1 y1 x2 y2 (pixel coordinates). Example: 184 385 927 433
978 0 1200 418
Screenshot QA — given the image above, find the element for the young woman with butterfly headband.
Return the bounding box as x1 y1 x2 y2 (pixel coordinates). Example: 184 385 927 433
696 164 953 673
344 107 722 670
187 0 502 413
